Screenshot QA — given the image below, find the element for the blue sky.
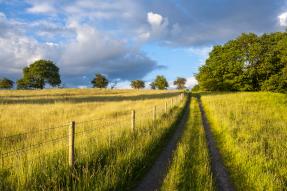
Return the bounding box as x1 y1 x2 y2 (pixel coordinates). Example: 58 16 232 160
0 0 287 88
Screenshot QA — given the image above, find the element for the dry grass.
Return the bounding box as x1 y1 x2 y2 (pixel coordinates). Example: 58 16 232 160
0 88 185 190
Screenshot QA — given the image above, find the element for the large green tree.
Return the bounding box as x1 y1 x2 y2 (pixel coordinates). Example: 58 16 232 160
17 60 61 89
173 77 186 89
130 80 145 89
91 74 109 88
0 78 14 89
196 32 287 93
153 75 169 90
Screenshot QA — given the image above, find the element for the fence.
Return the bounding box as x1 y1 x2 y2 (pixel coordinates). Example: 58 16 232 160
0 93 185 170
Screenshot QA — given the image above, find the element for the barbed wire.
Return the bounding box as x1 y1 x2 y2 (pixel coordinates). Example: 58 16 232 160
1 135 68 158
0 96 184 164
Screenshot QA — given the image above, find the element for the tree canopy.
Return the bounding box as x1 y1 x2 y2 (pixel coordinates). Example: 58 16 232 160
153 75 169 90
91 74 109 88
0 78 14 89
196 32 287 93
130 80 145 89
17 60 61 89
173 77 186 89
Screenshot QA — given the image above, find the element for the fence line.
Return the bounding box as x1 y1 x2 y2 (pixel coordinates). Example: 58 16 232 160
0 93 185 169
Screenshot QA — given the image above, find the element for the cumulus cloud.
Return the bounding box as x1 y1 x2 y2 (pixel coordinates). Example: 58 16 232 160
278 12 287 27
0 13 160 86
1 0 286 86
27 2 56 14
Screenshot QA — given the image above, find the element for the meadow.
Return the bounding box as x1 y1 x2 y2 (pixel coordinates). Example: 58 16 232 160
161 97 215 191
0 88 185 190
201 92 287 190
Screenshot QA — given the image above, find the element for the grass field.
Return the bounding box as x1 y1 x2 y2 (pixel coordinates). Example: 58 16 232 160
201 92 287 190
0 89 185 190
161 97 215 191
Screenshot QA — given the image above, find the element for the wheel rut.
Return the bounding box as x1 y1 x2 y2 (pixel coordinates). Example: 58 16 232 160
133 95 190 191
198 97 235 191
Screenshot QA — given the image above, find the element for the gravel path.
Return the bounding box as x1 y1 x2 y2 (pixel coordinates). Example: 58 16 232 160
134 96 190 191
198 98 235 191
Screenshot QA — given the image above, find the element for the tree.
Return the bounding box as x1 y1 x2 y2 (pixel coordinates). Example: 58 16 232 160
16 79 29 90
91 74 109 88
153 75 169 90
0 78 14 89
196 32 287 93
17 60 61 89
173 77 186 89
150 82 156 90
130 80 145 89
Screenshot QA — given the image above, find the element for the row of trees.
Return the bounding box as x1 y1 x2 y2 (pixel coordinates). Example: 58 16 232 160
196 32 287 92
91 74 187 90
0 60 187 90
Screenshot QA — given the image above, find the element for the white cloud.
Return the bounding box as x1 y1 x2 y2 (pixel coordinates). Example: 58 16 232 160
27 3 56 14
186 77 198 89
147 12 169 38
147 12 164 27
278 12 287 26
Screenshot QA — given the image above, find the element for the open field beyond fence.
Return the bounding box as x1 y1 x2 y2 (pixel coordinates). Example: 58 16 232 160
0 89 185 190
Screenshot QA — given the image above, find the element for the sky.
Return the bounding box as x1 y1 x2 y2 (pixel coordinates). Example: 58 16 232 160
0 0 287 89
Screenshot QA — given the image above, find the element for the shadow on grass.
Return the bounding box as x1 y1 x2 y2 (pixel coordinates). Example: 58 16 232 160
0 92 180 105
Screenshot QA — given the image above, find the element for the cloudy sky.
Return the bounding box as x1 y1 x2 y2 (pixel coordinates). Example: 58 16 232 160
0 0 287 88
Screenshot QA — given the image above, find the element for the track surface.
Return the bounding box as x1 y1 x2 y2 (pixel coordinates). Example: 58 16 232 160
198 98 235 191
134 97 190 191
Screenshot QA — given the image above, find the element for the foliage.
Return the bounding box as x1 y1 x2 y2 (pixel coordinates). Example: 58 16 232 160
150 82 156 89
173 77 186 89
130 80 145 89
91 73 109 88
17 60 61 89
196 32 287 92
0 78 14 89
153 75 169 90
191 84 200 92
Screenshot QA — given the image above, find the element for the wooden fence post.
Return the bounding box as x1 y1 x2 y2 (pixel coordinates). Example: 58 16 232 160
131 110 135 132
69 121 75 168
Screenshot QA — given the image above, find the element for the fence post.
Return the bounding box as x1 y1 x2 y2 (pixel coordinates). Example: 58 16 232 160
171 98 174 108
131 110 135 132
69 121 75 168
153 106 157 123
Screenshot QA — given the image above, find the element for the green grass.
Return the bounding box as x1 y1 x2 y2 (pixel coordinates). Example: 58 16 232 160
0 89 185 190
201 92 287 190
161 97 215 191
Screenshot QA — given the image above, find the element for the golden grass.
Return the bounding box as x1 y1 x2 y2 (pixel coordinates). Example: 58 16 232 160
0 88 185 190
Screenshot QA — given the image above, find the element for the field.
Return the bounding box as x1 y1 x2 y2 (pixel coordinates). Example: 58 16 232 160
201 92 287 190
0 89 185 190
1 89 287 191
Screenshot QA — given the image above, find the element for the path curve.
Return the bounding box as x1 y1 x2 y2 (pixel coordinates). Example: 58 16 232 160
134 95 190 191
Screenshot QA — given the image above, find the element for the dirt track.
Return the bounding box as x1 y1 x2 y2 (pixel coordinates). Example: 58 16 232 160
134 96 190 191
198 98 235 191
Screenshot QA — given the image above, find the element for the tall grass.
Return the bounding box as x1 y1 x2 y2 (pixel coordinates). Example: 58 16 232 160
161 98 215 191
201 92 287 190
0 89 184 190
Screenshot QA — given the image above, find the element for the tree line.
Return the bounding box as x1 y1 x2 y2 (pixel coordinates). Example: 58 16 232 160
196 32 287 92
0 60 187 90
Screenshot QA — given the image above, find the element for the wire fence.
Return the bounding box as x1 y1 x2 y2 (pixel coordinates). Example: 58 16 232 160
0 93 185 170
